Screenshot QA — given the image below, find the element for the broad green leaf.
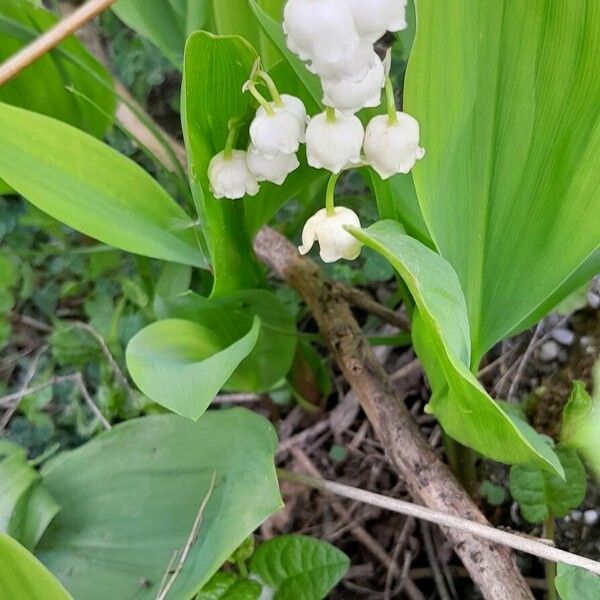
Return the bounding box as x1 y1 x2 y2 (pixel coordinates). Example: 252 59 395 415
556 564 600 600
405 0 600 364
352 220 561 473
113 0 211 68
126 316 260 420
182 32 264 295
0 0 114 137
509 447 586 523
0 103 206 268
0 533 72 600
198 573 262 600
37 411 282 600
0 450 38 532
155 289 297 394
249 535 349 600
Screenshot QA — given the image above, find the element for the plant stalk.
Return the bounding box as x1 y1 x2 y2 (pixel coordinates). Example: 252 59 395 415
543 515 557 600
443 434 479 498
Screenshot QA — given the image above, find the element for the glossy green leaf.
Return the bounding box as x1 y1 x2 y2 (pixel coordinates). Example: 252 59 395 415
0 448 38 531
352 220 561 472
509 447 586 523
556 564 600 600
249 535 349 600
0 533 72 600
405 0 600 364
561 381 594 449
198 573 262 600
155 289 297 393
37 411 282 600
182 32 264 295
127 316 260 420
0 103 205 268
0 0 114 137
112 0 211 68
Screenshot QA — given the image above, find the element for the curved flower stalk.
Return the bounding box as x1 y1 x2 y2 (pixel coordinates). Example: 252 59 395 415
299 174 362 263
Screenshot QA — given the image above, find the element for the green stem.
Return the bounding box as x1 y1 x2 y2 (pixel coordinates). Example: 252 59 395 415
443 434 478 497
236 558 248 578
223 126 238 160
544 515 557 600
325 172 341 216
385 77 399 125
256 70 283 107
325 105 337 124
245 81 275 116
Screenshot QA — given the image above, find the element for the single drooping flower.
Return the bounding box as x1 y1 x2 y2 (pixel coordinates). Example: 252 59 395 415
249 103 304 159
208 150 259 199
276 94 308 141
246 145 300 185
344 0 408 42
322 55 385 114
299 207 362 262
306 110 364 173
308 43 376 83
283 0 360 64
364 112 425 179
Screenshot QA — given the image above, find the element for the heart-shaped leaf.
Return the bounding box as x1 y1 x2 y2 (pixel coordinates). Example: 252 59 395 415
249 535 349 600
352 220 561 473
405 0 600 364
556 564 600 600
0 103 206 268
509 447 586 523
36 410 282 600
126 316 260 420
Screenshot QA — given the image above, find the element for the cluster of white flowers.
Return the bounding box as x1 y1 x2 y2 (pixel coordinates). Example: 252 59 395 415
208 0 426 264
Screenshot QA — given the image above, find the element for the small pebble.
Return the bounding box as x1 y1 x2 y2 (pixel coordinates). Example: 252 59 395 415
589 291 600 309
584 510 599 526
552 327 575 346
539 341 559 362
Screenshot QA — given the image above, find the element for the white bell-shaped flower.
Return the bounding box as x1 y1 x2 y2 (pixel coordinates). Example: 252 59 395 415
308 43 376 83
246 145 300 185
344 0 408 42
277 94 308 141
322 56 385 114
249 104 304 159
208 150 259 200
364 112 425 179
306 110 364 173
299 207 362 263
283 0 360 63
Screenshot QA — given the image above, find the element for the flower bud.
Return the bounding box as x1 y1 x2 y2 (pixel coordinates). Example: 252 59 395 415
208 151 260 200
322 56 385 114
299 207 362 263
246 145 300 185
249 104 304 159
344 0 408 42
364 112 425 179
306 110 364 173
283 0 360 63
